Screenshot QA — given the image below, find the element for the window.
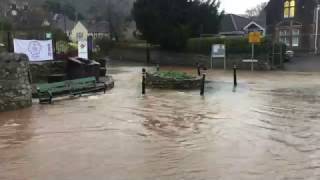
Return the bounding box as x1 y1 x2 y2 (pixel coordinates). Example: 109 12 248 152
279 29 300 47
284 0 295 18
279 29 290 46
76 32 84 40
290 0 295 17
292 29 300 47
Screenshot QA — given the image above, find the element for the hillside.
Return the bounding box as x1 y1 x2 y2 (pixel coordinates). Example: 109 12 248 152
29 0 133 16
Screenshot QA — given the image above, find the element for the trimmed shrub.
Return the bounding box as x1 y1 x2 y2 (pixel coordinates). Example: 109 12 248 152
155 71 195 80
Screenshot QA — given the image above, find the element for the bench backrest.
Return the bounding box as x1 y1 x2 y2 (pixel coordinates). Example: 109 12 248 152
37 81 68 93
37 77 97 95
69 77 96 90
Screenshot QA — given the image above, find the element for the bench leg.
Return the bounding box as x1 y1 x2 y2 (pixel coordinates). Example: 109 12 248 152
39 98 44 104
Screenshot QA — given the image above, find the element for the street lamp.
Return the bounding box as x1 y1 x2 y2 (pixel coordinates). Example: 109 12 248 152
315 4 320 54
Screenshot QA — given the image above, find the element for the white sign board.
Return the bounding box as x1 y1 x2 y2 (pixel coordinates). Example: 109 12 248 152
242 59 258 63
78 40 88 59
211 44 225 58
13 39 53 61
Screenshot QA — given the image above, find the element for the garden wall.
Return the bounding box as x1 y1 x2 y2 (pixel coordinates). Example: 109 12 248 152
146 72 202 89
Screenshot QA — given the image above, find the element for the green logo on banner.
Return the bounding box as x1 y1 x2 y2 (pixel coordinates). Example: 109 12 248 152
46 33 52 39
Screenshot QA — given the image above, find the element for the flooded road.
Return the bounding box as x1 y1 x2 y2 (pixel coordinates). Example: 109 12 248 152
1 63 320 180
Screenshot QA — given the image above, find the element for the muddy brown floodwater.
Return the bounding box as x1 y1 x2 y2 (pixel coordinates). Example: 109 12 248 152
1 63 320 180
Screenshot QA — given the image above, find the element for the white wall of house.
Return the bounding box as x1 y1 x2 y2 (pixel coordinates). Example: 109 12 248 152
70 22 88 42
70 21 110 42
88 32 110 39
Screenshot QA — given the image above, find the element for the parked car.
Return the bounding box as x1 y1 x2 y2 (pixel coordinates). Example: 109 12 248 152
284 50 294 62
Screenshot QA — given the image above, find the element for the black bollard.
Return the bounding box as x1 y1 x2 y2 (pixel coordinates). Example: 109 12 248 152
7 31 11 52
142 68 146 95
200 68 206 96
233 65 237 87
197 63 201 76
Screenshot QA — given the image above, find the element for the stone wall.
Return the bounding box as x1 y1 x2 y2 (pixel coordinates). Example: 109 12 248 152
30 61 66 83
0 53 32 112
146 73 202 89
109 48 271 70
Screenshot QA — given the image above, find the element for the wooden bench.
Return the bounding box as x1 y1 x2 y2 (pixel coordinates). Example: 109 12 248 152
69 77 106 95
37 81 69 104
36 77 106 104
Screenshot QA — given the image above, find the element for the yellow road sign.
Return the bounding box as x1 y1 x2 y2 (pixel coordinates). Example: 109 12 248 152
249 32 261 44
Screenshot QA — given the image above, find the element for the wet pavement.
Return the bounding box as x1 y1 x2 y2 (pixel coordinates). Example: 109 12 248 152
1 63 320 180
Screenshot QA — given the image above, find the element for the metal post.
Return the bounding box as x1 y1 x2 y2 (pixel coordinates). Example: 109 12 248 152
197 63 201 76
315 5 320 54
142 68 146 95
224 43 227 70
0 19 3 46
224 55 227 70
200 68 206 96
146 42 150 64
251 43 254 72
7 31 11 52
233 65 237 87
272 43 275 69
87 36 93 60
52 35 57 60
280 44 283 68
199 24 203 52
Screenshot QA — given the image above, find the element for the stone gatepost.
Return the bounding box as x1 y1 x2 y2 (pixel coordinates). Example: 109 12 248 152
0 53 32 112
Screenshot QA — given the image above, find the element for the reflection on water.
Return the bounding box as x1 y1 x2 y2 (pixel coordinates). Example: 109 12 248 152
1 64 320 180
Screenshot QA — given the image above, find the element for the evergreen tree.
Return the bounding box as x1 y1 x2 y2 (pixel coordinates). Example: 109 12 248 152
133 0 223 51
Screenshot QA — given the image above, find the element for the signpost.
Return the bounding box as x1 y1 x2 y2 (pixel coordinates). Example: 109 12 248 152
211 44 226 70
248 32 261 71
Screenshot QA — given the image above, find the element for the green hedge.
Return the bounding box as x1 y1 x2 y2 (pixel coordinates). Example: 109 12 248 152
155 71 195 80
186 37 285 56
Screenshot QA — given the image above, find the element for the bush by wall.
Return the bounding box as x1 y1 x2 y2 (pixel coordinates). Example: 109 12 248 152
186 37 285 56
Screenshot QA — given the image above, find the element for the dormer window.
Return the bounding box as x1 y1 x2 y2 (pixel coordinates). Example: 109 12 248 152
284 0 295 18
10 3 17 10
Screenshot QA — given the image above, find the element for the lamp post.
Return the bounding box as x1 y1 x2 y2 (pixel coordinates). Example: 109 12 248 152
0 17 3 46
6 7 18 53
315 4 320 54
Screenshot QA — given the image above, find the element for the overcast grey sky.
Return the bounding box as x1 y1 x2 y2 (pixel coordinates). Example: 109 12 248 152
220 0 268 14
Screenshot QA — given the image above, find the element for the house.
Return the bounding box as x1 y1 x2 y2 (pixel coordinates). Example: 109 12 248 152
3 1 50 30
51 14 76 37
266 0 320 52
3 1 29 24
70 21 110 42
3 0 29 17
219 14 266 36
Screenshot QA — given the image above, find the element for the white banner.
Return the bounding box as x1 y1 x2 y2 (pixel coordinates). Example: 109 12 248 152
78 40 88 59
13 39 53 61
